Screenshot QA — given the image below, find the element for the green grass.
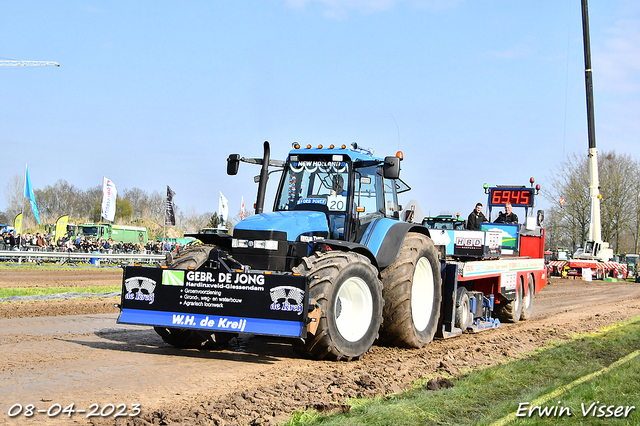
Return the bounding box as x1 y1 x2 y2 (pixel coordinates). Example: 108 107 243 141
287 317 640 426
0 285 120 298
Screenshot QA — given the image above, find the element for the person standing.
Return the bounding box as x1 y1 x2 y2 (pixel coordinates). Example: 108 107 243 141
467 203 488 230
494 202 519 224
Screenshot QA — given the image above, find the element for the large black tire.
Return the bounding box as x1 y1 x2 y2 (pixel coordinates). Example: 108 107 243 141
292 251 384 361
520 274 534 320
455 287 473 330
379 233 442 348
497 275 524 323
153 244 236 349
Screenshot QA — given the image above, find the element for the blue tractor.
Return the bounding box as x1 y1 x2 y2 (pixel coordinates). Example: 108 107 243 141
122 142 442 361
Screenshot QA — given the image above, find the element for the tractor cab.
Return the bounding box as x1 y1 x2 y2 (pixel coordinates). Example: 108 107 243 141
220 142 408 271
273 145 406 241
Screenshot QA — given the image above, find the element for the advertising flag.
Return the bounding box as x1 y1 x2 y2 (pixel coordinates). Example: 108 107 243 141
54 214 69 243
14 213 22 234
241 196 245 220
165 186 176 226
219 191 229 225
101 177 117 221
24 165 40 224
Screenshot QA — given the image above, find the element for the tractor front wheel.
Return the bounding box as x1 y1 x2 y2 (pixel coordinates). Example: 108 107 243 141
293 251 383 361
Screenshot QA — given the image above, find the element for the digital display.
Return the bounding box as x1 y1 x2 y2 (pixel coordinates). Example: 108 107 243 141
488 188 534 207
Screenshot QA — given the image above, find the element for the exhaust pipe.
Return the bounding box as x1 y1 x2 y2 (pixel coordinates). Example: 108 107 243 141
255 141 270 215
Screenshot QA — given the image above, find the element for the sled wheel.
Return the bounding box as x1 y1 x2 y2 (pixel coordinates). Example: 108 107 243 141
153 245 236 349
520 274 535 320
379 233 442 348
455 287 473 330
153 326 236 349
497 275 524 323
292 251 383 361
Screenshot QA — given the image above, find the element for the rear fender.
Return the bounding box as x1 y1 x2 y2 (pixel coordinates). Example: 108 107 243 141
360 218 431 268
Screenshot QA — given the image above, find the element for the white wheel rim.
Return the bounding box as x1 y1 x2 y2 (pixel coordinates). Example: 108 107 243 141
524 280 533 311
411 257 434 332
335 276 373 342
462 297 472 327
516 279 524 313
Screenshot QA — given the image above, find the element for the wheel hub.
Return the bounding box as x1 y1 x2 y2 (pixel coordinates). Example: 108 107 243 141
411 257 434 332
335 276 373 342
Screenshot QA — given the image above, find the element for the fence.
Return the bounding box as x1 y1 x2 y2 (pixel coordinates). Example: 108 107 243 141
0 250 166 266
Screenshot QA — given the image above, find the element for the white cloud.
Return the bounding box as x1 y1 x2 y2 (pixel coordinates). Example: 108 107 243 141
283 0 461 19
595 19 640 94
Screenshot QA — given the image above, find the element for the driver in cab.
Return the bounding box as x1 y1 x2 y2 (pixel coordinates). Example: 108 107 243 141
331 174 347 196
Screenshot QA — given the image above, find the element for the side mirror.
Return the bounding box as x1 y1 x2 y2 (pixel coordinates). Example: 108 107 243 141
383 156 401 180
536 209 545 226
227 154 240 175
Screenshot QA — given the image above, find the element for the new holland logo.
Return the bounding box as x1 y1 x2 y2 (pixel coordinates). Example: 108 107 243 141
162 270 185 286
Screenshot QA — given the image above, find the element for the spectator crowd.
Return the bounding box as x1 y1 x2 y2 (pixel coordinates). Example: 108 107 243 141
1 229 184 255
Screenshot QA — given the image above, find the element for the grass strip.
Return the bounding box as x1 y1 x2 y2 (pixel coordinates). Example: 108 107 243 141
287 316 640 426
0 285 120 298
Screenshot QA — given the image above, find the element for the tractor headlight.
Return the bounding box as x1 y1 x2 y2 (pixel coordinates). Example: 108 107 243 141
254 240 279 250
232 239 249 248
232 239 278 250
264 240 278 250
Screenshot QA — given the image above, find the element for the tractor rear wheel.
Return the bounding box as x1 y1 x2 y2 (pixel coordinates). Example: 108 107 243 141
379 233 442 348
497 275 524 323
153 244 236 349
292 251 383 361
520 274 535 320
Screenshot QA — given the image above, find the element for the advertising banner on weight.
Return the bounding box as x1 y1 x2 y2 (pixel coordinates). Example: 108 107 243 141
117 266 309 338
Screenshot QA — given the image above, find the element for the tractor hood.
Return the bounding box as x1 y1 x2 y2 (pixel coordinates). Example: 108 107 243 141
234 211 329 242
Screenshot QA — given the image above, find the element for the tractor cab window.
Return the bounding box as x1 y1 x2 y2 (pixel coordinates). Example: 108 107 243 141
275 159 350 212
275 158 351 240
353 165 384 240
79 226 98 237
384 178 399 218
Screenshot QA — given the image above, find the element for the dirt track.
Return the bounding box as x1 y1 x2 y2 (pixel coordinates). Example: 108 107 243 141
0 269 639 426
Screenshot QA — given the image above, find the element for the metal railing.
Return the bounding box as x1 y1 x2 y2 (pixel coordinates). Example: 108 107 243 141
0 250 166 266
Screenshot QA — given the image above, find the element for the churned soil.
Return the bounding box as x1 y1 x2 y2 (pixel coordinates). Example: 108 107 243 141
0 268 639 426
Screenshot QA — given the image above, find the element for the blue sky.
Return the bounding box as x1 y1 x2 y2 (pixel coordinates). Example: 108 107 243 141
2 0 639 222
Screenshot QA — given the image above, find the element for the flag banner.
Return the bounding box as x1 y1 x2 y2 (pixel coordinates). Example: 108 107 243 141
101 177 117 222
241 196 245 220
165 186 176 226
219 191 229 225
24 165 40 224
14 213 22 234
54 214 69 243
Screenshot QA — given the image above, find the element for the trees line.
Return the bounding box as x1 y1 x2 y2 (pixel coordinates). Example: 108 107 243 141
1 177 244 237
543 151 640 255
